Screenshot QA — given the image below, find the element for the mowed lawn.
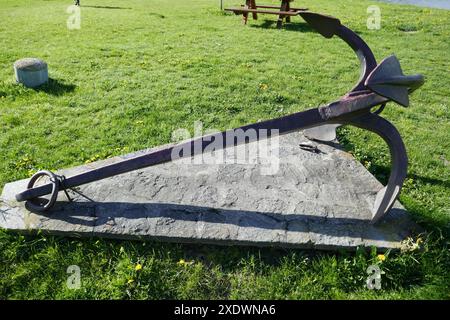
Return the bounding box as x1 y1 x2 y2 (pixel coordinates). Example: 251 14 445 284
0 0 449 299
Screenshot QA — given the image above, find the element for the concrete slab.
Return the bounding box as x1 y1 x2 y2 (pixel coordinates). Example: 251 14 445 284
0 132 421 250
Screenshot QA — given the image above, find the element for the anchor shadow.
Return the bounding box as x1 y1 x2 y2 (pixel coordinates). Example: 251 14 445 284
39 200 415 243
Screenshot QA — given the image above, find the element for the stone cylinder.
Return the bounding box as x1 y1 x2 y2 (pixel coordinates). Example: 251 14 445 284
14 58 48 88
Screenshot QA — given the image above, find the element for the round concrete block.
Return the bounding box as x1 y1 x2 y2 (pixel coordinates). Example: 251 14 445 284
14 58 48 88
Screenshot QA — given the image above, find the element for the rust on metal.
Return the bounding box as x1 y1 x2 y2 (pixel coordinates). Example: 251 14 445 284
15 12 424 224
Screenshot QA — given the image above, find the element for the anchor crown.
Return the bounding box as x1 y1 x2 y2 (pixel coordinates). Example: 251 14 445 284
365 55 425 107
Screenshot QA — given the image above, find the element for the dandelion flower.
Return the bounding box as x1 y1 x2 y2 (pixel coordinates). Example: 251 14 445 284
377 254 386 262
135 263 142 271
177 259 194 267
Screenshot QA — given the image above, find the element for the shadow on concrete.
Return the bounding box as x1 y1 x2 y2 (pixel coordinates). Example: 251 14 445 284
34 199 415 243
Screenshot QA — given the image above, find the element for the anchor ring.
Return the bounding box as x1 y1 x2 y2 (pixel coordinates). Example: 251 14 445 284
26 170 60 212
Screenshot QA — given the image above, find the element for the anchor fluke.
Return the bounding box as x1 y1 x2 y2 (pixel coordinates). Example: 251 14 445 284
299 12 341 38
365 55 424 107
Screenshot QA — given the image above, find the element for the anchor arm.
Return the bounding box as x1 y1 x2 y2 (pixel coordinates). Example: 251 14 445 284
299 12 380 141
299 12 377 92
345 111 408 223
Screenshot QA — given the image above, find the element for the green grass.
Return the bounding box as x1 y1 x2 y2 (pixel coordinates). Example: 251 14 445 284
0 0 449 299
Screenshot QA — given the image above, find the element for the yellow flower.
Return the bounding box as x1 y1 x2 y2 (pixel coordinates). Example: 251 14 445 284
259 83 268 90
127 279 134 284
177 259 194 267
135 263 142 271
401 237 421 252
377 254 386 262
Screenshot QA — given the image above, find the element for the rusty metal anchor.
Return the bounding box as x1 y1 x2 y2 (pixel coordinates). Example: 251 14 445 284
15 12 424 224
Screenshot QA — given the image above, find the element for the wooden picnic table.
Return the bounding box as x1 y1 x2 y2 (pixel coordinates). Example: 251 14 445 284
225 0 308 29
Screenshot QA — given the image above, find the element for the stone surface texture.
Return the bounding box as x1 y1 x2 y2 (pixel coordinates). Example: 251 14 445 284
14 58 48 88
0 132 421 250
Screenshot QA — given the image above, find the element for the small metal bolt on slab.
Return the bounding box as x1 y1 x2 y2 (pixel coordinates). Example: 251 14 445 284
14 58 48 88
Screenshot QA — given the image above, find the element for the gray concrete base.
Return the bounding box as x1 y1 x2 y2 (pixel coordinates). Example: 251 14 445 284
14 58 48 88
0 132 421 250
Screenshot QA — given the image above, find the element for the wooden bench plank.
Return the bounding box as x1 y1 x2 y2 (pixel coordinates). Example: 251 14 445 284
225 8 299 16
240 4 308 11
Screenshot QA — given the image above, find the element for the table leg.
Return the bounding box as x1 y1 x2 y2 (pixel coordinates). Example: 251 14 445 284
277 0 288 28
250 0 258 20
243 0 250 25
286 0 291 23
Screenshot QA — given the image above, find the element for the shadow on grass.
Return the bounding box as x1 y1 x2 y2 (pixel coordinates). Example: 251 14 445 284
367 163 450 190
81 5 132 10
34 78 76 96
249 20 316 33
148 12 165 19
337 129 450 190
337 129 449 233
408 173 450 189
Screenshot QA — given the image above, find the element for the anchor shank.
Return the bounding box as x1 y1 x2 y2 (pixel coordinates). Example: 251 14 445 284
16 108 325 202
